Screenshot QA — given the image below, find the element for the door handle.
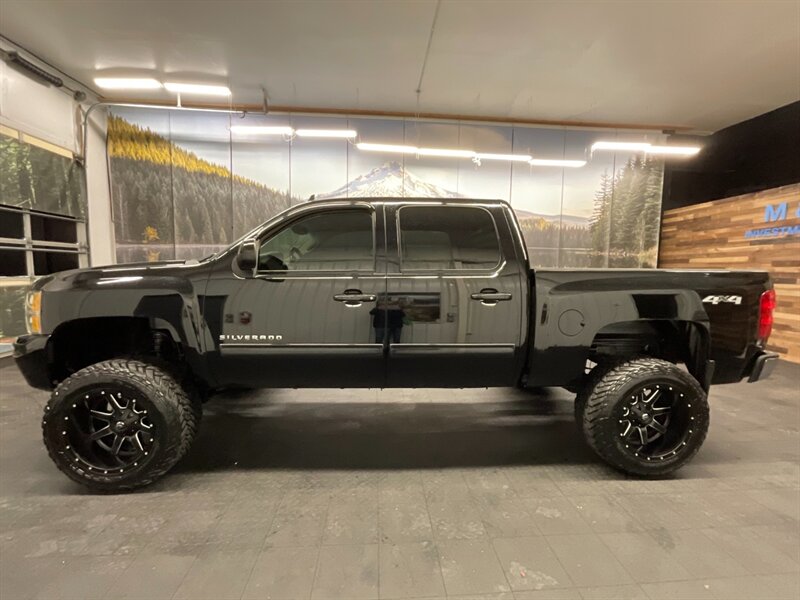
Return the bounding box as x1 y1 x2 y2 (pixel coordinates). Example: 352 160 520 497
471 288 512 306
333 289 377 307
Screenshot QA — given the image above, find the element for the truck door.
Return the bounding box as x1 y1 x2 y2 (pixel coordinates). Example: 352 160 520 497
207 202 387 387
384 203 525 387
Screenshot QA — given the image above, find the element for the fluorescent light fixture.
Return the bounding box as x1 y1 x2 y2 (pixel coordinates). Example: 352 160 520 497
164 82 231 96
356 143 474 158
357 143 418 153
645 145 701 156
230 125 294 135
416 147 475 158
591 141 652 152
592 140 701 156
94 77 162 90
529 158 587 168
295 129 357 138
475 153 532 162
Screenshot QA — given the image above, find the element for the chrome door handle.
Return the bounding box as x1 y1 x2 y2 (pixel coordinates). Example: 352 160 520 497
333 289 377 307
471 289 512 306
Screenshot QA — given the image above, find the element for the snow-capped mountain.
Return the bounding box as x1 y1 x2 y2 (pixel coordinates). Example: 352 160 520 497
316 161 463 199
314 161 591 229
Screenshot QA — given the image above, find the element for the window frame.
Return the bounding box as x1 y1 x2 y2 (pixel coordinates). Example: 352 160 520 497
396 204 504 274
254 205 378 276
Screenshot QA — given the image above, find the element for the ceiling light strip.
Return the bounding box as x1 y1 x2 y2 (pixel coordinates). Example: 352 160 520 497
529 159 587 168
592 140 701 155
295 129 357 138
94 78 162 90
163 82 232 96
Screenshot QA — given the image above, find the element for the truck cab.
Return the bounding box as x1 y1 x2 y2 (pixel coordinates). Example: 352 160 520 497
206 199 529 389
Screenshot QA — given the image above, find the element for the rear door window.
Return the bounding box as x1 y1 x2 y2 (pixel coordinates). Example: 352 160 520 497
398 206 501 271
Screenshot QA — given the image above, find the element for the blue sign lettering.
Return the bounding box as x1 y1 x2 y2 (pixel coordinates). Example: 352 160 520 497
743 200 800 240
765 203 788 222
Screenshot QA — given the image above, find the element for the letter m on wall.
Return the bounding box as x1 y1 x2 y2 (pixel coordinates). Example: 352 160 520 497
765 202 788 223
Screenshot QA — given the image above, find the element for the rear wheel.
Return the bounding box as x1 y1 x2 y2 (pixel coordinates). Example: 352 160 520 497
580 358 709 476
42 359 194 492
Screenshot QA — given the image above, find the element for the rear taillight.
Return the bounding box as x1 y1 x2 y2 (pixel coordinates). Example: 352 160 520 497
758 289 777 343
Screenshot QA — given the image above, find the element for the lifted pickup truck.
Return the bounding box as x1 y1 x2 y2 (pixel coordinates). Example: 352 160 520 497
15 198 779 491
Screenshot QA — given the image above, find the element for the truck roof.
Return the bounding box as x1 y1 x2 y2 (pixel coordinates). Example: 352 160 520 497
305 196 511 207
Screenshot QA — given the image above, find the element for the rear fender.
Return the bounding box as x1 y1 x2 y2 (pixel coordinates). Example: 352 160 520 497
528 285 710 387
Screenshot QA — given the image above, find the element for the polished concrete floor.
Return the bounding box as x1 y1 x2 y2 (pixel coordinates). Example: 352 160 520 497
1 359 798 600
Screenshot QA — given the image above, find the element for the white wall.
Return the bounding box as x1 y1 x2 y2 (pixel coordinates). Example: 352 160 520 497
84 107 115 266
0 53 114 265
0 59 78 151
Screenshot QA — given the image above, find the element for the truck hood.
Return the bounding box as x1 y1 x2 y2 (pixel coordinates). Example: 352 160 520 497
33 259 207 293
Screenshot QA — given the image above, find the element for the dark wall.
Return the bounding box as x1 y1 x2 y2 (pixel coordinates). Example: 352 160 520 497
663 101 800 211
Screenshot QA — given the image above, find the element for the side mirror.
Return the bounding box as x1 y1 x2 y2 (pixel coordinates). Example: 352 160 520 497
236 240 257 275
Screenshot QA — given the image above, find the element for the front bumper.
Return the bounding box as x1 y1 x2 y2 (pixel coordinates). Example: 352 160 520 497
747 351 780 383
13 334 53 390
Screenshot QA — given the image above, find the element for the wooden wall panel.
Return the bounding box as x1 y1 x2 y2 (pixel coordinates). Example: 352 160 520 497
659 183 800 363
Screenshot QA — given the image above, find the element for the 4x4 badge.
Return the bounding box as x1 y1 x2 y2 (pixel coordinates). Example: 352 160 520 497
702 295 742 305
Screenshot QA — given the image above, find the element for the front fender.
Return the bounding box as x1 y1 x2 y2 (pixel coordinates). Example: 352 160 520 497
39 268 213 377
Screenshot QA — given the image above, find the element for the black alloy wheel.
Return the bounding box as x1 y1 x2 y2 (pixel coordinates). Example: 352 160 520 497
63 386 156 475
617 382 695 462
579 357 710 477
43 359 197 492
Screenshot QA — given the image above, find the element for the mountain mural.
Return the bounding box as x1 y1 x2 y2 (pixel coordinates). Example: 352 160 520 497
107 108 663 268
316 161 463 199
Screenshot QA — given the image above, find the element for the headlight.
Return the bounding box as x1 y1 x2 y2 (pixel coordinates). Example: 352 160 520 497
25 291 42 334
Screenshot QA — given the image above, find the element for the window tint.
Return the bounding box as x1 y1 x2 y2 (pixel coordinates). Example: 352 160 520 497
258 209 374 272
399 206 501 271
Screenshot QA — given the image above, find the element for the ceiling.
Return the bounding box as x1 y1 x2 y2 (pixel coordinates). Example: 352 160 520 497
1 0 798 132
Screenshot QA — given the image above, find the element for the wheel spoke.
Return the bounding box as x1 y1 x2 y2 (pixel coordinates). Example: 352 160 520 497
652 405 671 414
111 434 125 456
637 427 647 445
133 432 145 452
89 425 112 440
89 410 113 421
109 394 126 411
646 388 661 403
650 420 667 434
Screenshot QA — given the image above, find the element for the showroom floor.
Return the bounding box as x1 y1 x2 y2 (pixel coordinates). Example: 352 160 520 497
0 360 798 600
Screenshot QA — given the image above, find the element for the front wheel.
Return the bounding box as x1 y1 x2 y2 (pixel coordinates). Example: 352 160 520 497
42 360 195 492
580 358 709 477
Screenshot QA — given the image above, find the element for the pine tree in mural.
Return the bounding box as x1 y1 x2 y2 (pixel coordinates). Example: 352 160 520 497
107 116 293 262
590 156 663 267
0 135 84 217
590 171 614 263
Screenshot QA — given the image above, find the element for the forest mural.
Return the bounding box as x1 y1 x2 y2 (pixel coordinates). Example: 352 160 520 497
0 134 85 218
107 108 665 267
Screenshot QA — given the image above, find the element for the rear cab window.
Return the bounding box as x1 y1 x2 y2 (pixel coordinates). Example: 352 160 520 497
397 205 502 271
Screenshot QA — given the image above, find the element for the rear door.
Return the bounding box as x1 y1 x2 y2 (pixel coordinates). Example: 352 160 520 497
384 202 526 387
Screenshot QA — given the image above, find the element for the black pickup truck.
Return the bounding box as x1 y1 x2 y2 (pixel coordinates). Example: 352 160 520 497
14 198 779 491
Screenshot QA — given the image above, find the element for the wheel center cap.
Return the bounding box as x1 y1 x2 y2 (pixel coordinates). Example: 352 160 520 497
114 420 127 432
